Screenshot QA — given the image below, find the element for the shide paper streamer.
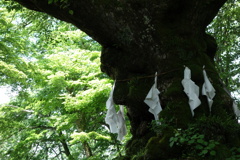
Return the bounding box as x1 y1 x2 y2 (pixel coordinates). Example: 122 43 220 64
105 82 118 133
105 82 127 141
116 105 127 141
181 67 201 116
202 67 216 112
144 72 162 120
105 67 239 140
233 101 240 117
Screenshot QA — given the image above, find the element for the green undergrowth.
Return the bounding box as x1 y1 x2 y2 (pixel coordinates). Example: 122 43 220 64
128 115 240 160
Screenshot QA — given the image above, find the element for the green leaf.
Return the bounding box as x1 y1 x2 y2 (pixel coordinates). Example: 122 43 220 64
69 10 74 15
188 139 195 144
48 0 54 4
201 149 208 155
210 150 216 156
170 141 175 147
208 143 216 149
197 139 205 144
196 144 203 150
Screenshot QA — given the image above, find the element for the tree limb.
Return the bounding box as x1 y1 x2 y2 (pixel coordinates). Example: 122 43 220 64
13 0 227 47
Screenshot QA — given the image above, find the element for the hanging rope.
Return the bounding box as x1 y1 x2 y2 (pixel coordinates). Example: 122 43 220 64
116 68 180 82
115 66 217 82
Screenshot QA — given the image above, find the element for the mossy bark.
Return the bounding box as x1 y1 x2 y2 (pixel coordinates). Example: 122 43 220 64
14 0 240 159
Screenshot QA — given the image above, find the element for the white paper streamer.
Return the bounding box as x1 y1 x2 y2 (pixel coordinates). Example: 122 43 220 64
181 67 201 116
144 72 162 120
105 82 118 133
116 105 127 141
233 101 240 117
105 83 127 140
202 68 216 112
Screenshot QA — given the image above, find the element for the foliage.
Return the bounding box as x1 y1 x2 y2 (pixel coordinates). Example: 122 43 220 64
150 115 240 160
0 4 127 159
169 127 219 159
226 147 240 160
47 0 74 15
0 50 122 159
208 0 240 95
0 7 28 86
207 0 240 129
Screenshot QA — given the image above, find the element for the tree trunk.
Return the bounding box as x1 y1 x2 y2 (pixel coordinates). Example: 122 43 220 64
13 0 240 159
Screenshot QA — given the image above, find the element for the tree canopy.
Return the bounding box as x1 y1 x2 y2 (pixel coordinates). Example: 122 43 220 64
0 3 130 159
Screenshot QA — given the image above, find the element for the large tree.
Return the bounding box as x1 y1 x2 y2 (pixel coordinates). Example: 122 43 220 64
10 0 240 159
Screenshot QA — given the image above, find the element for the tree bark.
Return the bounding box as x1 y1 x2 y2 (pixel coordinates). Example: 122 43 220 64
83 142 93 158
13 0 240 159
59 131 74 159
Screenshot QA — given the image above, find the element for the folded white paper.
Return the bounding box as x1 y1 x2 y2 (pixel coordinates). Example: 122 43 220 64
105 83 127 140
105 82 118 133
144 72 162 120
181 67 201 116
233 101 240 117
202 68 216 112
117 105 127 141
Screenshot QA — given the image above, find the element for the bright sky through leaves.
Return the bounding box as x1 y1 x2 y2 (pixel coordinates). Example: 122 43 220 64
0 87 11 104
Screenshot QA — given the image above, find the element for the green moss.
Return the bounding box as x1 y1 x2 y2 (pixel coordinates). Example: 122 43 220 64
164 79 183 97
144 127 182 159
130 150 145 160
125 138 147 158
125 130 156 159
145 137 163 159
161 79 194 127
127 77 154 102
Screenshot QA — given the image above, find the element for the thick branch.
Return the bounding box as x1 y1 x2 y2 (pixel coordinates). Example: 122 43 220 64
59 131 73 159
83 142 93 158
13 0 227 47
